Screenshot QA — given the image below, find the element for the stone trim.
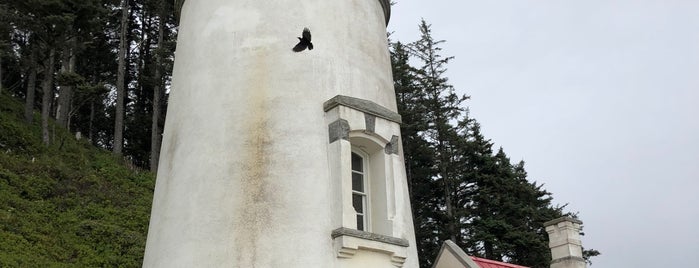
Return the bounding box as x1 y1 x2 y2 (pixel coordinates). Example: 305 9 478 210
331 227 409 247
551 256 586 264
174 0 390 25
384 135 399 155
544 216 583 226
328 119 350 143
324 95 402 124
364 114 376 133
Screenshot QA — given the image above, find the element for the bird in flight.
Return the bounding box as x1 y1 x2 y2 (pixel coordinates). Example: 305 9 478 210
293 28 313 52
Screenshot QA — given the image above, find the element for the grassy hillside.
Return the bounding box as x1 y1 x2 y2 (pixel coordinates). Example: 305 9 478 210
0 92 154 267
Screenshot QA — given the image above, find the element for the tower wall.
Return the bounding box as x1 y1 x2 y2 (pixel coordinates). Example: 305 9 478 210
143 1 418 267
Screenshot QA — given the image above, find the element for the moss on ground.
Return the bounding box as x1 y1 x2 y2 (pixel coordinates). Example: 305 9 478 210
0 92 154 267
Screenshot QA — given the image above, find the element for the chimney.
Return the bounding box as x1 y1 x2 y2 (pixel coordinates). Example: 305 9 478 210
544 217 586 268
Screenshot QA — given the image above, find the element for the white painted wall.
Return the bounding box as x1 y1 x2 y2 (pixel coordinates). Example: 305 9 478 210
143 0 418 267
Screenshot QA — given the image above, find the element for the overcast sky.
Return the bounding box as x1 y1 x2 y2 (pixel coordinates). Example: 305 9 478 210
387 1 699 267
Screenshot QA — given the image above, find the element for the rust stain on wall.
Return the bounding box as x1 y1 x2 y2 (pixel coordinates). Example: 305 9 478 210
233 48 277 267
163 129 178 177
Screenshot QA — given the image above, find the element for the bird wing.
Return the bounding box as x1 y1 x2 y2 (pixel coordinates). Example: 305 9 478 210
302 28 311 41
292 41 306 52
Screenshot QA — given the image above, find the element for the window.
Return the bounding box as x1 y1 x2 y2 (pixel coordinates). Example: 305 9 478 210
325 96 412 266
351 151 368 231
349 135 390 235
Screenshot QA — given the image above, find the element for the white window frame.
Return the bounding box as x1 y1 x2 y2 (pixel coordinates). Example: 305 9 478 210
351 149 370 232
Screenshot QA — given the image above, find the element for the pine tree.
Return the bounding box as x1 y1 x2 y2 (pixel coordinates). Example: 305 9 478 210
411 20 471 252
23 45 38 123
392 19 600 268
464 146 573 268
391 40 440 267
2 0 176 168
149 0 171 172
113 0 130 155
3 0 107 144
0 4 6 95
411 19 469 244
3 0 67 145
119 0 176 169
392 19 472 268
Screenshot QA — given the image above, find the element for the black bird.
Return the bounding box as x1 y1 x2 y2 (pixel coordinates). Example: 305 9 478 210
292 28 313 52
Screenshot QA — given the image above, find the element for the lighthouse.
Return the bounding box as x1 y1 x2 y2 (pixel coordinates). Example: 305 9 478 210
143 0 419 267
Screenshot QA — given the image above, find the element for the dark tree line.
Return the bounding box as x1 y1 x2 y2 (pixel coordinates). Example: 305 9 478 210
0 0 177 172
391 19 598 268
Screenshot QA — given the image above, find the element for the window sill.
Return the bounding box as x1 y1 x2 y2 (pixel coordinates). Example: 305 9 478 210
331 227 409 267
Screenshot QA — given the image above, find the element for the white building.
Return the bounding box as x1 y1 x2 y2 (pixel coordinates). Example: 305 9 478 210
143 0 419 267
432 217 589 268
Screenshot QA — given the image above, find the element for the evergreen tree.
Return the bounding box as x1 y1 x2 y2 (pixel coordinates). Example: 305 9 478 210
410 20 471 251
23 44 38 124
149 0 172 172
391 40 440 267
113 0 129 155
1 0 176 169
3 0 111 145
392 19 472 268
119 0 176 169
0 3 8 95
40 48 55 146
392 19 600 268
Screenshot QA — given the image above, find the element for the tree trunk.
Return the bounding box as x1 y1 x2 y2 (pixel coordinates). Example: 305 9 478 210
41 48 56 146
24 49 37 123
113 0 129 155
440 141 456 243
484 240 495 260
150 8 165 172
89 99 95 142
56 36 76 128
0 56 3 95
433 92 456 243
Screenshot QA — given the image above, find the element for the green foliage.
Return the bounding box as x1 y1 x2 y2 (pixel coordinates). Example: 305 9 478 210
583 247 602 265
55 72 85 87
3 0 177 169
0 92 154 267
391 19 599 268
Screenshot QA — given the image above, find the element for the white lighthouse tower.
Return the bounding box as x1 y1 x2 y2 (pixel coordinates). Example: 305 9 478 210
143 0 419 267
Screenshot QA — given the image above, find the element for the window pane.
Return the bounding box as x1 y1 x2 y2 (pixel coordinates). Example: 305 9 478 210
352 194 364 213
356 215 364 231
352 172 364 192
351 152 363 172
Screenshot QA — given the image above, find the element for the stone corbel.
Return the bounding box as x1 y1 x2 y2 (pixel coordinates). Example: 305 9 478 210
331 228 408 267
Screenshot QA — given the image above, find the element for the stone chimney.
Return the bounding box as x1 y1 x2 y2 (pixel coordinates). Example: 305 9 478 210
544 217 586 268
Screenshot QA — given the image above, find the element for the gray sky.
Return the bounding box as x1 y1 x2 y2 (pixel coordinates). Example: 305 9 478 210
388 1 699 267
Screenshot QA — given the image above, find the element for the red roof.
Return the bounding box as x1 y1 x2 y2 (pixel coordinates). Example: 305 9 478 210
470 256 530 268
